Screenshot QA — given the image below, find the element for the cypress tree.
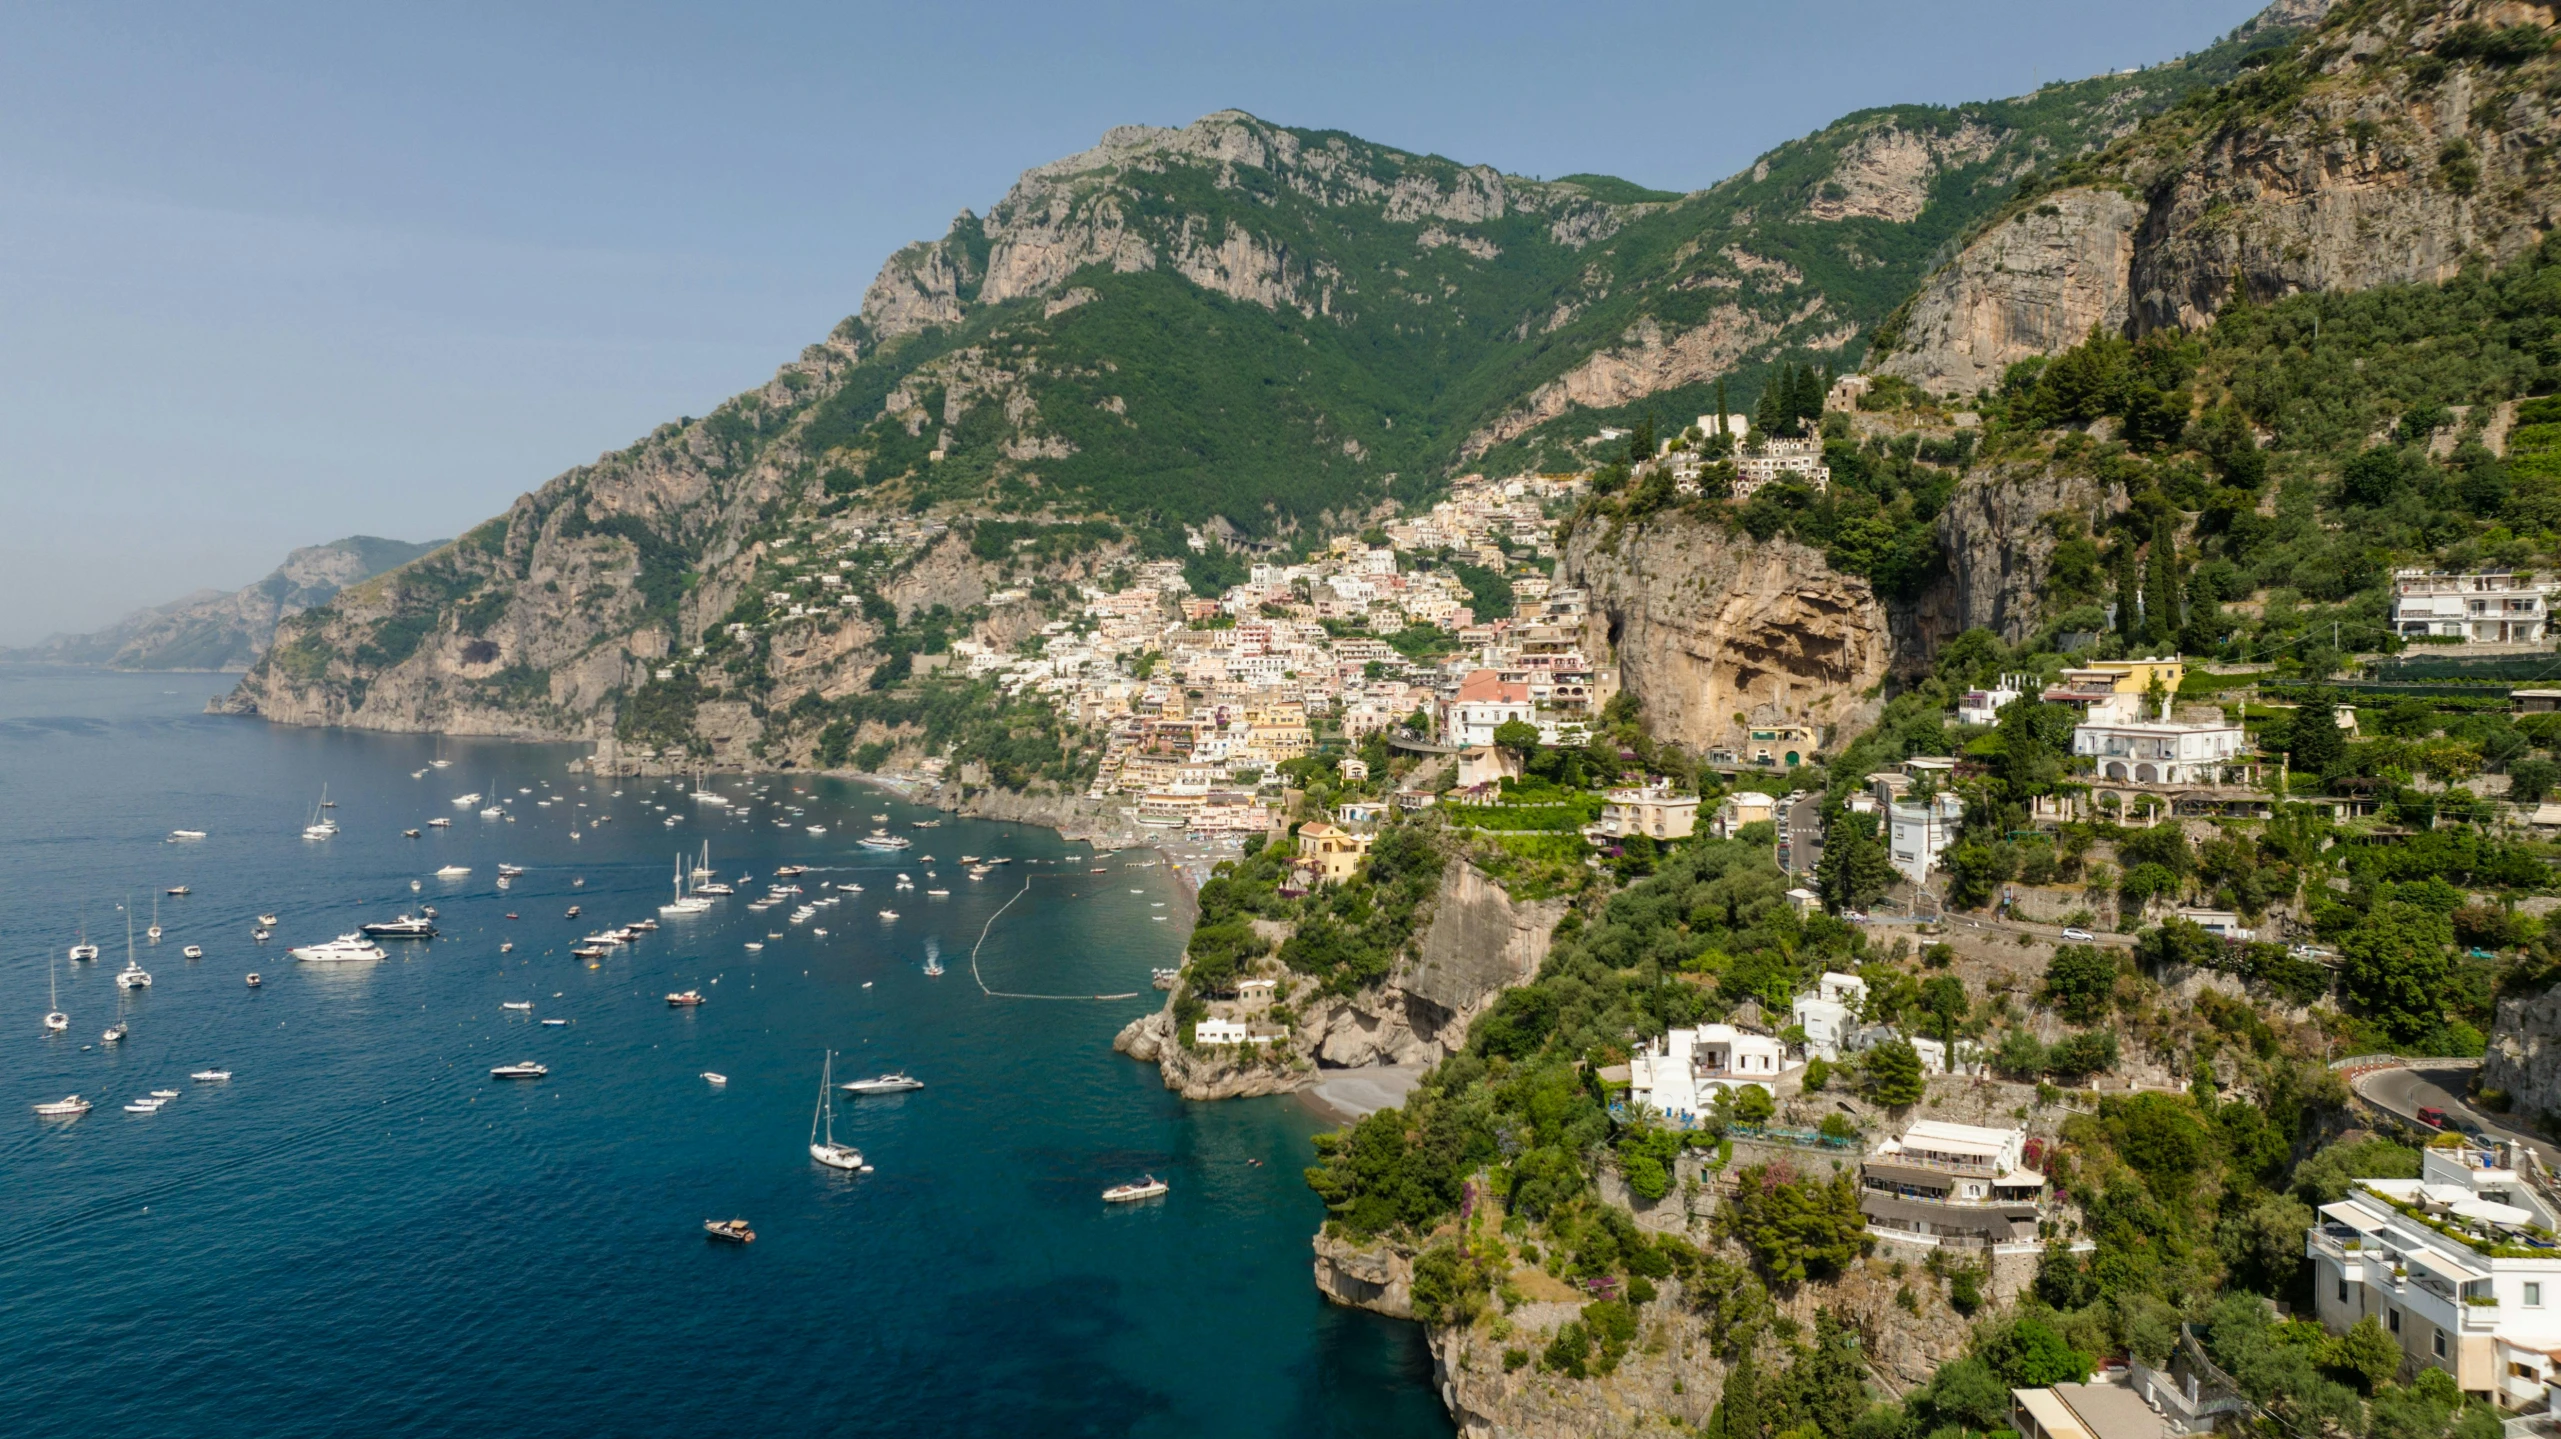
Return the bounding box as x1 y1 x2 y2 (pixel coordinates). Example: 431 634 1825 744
2113 543 2141 642
2144 516 2181 651
1753 372 1787 438
1704 1343 1764 1439
2290 690 2346 775
1715 376 1730 436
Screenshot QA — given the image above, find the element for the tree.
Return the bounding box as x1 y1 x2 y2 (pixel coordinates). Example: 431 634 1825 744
1983 1314 2093 1387
2340 900 2455 1044
2511 757 2561 804
2113 542 2141 642
2044 1030 2119 1081
1722 1165 1867 1283
1491 717 1541 757
1731 1085 1776 1125
1918 976 1969 1045
1816 804 1896 912
2043 944 2117 1024
1865 1040 1926 1105
2144 515 2182 650
2333 1315 2402 1394
2289 694 2345 776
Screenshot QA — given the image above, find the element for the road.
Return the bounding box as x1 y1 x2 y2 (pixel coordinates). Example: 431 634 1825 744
2353 1061 2560 1172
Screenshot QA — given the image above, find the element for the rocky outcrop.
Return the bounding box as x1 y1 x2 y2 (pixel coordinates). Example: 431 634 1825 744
1878 188 2143 395
1462 308 1782 458
1934 466 2119 644
2486 986 2561 1118
1881 1 2561 392
1117 858 1556 1097
1806 120 2002 224
1565 516 1897 755
1312 1231 1417 1318
14 535 442 671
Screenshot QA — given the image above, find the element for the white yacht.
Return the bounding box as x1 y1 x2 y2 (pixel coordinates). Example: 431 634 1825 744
1103 1176 1169 1203
191 1070 231 1082
858 830 912 851
361 914 438 939
502 1001 533 1012
123 1097 166 1114
168 829 206 842
452 793 482 808
809 1051 866 1172
34 1095 91 1117
427 816 452 828
840 1071 924 1095
489 1062 547 1079
291 934 388 964
435 864 471 879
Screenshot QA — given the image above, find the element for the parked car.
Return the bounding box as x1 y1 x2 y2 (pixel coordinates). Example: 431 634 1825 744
2060 927 2095 942
2417 1106 2450 1129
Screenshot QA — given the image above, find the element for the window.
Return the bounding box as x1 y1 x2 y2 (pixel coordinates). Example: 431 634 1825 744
2434 1332 2447 1359
2531 1284 2545 1308
2339 1277 2350 1304
2390 1309 2401 1333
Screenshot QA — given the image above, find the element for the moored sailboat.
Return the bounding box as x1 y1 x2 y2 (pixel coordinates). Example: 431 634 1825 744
809 1051 867 1171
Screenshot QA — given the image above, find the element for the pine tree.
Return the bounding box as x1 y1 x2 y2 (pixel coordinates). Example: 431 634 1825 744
1816 803 1895 912
1704 1343 1764 1439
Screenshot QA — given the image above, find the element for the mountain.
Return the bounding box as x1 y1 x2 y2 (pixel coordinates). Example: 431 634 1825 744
215 9 2315 747
1881 0 2559 392
11 536 443 671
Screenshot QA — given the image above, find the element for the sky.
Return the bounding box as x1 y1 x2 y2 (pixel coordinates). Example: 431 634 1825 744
0 0 2272 646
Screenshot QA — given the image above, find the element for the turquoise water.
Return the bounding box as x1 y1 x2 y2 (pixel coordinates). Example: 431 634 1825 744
0 668 1450 1439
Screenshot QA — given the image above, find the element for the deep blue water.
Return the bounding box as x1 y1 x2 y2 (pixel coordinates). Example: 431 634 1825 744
0 668 1450 1439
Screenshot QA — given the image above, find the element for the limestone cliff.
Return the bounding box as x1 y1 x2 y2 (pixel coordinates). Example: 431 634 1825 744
1933 466 2119 646
1564 517 1899 755
1880 0 2561 391
1114 858 1559 1099
12 536 442 672
2486 985 2561 1117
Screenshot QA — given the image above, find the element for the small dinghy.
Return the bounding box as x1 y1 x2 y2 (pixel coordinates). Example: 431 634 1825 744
701 1072 727 1085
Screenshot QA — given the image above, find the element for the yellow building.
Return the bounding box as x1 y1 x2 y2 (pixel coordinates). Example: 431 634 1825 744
2076 656 2185 695
1297 821 1374 883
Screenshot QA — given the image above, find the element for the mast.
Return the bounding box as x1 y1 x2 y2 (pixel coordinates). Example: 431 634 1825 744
811 1050 832 1146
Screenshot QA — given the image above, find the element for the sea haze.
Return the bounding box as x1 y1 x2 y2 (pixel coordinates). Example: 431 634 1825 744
0 667 1449 1439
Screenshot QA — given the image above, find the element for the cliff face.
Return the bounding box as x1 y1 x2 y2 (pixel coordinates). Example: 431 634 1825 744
13 536 441 672
1933 467 2118 646
2486 986 2561 1116
1115 858 1557 1099
1564 518 1899 754
1881 0 2561 391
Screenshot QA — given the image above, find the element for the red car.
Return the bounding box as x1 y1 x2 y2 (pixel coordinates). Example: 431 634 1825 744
2417 1106 2450 1129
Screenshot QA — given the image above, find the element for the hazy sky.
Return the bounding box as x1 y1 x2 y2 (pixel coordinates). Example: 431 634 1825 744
0 0 2270 646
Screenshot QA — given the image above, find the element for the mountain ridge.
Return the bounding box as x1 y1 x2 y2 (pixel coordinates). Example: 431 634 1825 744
11 535 443 671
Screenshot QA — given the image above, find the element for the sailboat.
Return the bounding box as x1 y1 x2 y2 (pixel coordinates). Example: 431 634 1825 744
431 736 452 769
68 911 98 963
301 785 338 839
115 907 152 990
44 958 67 1032
809 1051 867 1171
690 842 735 896
146 895 163 944
660 854 713 917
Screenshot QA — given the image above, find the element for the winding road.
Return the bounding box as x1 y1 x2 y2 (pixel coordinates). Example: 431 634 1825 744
2351 1059 2560 1171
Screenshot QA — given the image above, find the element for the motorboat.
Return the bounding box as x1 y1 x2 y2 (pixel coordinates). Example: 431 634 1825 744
191 1070 231 1082
911 819 940 828
702 1072 727 1085
877 910 899 920
257 914 279 927
151 1088 180 1099
541 1018 567 1027
1103 1176 1169 1203
489 1062 548 1079
809 1051 866 1171
404 828 421 838
244 973 261 987
33 1095 91 1118
497 863 526 877
124 1098 165 1114
452 793 482 808
703 1218 755 1244
169 830 206 842
858 831 911 851
290 934 389 963
500 941 514 954
166 885 191 896
182 945 204 960
744 942 764 952
252 929 271 942
806 825 827 836
103 1022 127 1044
840 1071 924 1095
435 865 471 879
361 915 438 939
926 889 950 898
502 1001 534 1012
666 990 705 1007
773 864 807 877
427 817 452 828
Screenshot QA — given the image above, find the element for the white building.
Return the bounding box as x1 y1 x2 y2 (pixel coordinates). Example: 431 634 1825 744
2073 706 2248 784
2306 1146 2561 1408
1957 674 2034 727
1888 790 1963 887
1627 1024 1791 1123
2391 570 2554 645
1442 669 1533 748
1792 973 1868 1060
1713 790 1778 838
1732 438 1831 502
1597 786 1698 841
1193 1018 1280 1046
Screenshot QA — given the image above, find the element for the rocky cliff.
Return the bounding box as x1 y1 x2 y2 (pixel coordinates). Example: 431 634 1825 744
2486 985 2561 1117
1115 858 1560 1100
11 536 441 671
1564 518 1900 755
1883 0 2561 391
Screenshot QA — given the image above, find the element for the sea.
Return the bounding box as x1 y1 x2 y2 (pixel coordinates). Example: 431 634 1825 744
0 667 1452 1439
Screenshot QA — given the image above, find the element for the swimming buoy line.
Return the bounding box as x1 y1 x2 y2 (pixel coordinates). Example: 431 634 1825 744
969 875 1140 1001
